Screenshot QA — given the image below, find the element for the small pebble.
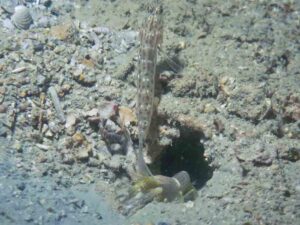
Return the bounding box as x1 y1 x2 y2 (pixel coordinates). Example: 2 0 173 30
0 104 7 113
76 149 90 161
81 205 89 214
72 132 86 145
65 114 77 129
56 210 67 221
110 143 122 154
105 154 123 170
98 102 118 120
184 200 194 208
94 212 103 220
62 155 75 165
157 222 170 225
13 141 23 153
16 182 26 191
0 125 7 137
24 214 33 222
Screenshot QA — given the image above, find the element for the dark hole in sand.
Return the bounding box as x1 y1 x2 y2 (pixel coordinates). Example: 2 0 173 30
154 130 213 189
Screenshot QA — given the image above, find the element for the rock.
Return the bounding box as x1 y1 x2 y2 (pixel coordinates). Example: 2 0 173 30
16 182 26 191
118 106 137 127
36 74 47 86
99 102 118 120
83 108 98 117
44 129 54 138
62 154 75 165
0 104 7 113
65 114 77 134
105 154 124 170
76 148 91 161
0 124 7 137
50 20 77 41
95 150 111 164
104 119 121 133
13 141 23 153
87 158 101 167
72 132 86 146
110 143 123 154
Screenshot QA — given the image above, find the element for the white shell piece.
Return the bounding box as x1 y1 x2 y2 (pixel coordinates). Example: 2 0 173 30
11 5 33 30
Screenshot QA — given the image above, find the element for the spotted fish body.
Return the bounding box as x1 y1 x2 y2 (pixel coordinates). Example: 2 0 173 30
136 3 163 176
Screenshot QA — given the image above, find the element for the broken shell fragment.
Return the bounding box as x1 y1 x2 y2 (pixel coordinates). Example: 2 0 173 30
65 114 77 129
118 106 137 128
99 102 118 120
72 132 86 146
11 5 33 30
50 20 77 41
219 76 235 96
76 148 90 161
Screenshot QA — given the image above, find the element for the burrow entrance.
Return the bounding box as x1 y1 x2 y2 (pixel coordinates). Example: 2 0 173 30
151 128 213 189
